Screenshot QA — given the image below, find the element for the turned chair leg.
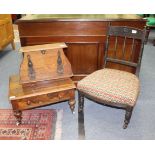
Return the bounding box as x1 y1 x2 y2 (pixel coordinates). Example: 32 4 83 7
153 39 155 46
69 99 76 114
123 106 133 129
78 109 85 140
78 91 84 113
68 90 76 114
78 91 85 139
145 26 150 44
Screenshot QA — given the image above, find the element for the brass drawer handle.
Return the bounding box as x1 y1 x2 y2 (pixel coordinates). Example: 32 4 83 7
27 100 31 105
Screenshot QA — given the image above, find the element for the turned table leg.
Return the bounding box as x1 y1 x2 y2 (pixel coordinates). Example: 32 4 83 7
68 90 76 113
69 99 75 114
14 110 22 126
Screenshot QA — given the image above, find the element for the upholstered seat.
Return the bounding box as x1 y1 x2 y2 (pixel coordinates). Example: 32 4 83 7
77 68 140 107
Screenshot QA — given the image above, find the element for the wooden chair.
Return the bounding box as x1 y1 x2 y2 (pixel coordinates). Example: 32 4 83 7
77 26 146 129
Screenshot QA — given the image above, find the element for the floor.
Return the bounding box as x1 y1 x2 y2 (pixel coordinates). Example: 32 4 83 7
0 30 155 140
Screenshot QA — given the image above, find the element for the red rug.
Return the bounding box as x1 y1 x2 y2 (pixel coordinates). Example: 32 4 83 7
0 109 62 140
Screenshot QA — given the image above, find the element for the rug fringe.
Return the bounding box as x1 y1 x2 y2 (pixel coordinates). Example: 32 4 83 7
54 109 63 140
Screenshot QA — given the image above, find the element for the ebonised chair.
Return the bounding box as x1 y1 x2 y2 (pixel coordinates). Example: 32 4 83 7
77 26 146 129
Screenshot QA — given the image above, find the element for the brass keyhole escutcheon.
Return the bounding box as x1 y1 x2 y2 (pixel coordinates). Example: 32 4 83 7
41 50 46 54
27 100 31 105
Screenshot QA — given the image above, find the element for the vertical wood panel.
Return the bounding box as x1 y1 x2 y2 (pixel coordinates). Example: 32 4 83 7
65 43 100 74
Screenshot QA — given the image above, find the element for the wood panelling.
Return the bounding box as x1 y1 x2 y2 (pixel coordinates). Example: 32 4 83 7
111 21 146 29
17 15 146 81
18 21 108 36
20 36 106 45
65 43 101 74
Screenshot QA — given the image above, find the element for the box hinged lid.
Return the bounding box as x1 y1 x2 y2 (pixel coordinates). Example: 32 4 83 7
19 43 73 85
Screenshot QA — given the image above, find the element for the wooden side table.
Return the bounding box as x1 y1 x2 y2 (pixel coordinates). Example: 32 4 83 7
9 75 76 125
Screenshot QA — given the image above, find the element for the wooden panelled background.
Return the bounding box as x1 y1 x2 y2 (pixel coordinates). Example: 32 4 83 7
17 17 146 82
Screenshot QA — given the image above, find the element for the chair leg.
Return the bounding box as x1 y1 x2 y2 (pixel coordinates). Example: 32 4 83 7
78 108 85 140
78 91 84 113
145 26 150 44
123 106 133 129
153 39 155 46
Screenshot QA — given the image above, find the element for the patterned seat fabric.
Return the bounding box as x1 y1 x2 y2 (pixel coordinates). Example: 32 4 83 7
77 69 140 106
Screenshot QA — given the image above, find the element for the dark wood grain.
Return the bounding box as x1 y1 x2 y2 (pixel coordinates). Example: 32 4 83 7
17 15 146 81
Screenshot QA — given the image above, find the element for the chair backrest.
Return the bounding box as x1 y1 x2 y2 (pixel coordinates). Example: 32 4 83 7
104 26 146 76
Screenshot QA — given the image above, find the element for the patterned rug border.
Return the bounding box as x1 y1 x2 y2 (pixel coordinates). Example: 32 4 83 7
0 109 63 140
54 109 63 140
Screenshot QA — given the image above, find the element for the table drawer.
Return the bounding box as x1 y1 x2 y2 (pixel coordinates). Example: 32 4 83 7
12 89 74 110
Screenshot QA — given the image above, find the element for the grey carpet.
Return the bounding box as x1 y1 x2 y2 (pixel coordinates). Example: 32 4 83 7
0 30 155 140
